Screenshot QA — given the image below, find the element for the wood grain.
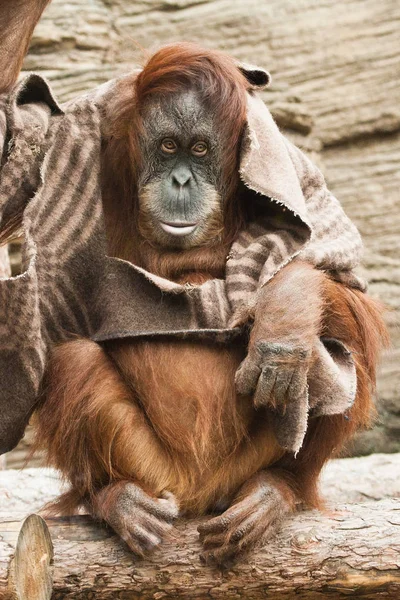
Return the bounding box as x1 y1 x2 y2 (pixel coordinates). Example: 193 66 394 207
0 502 399 599
0 456 399 598
2 515 53 600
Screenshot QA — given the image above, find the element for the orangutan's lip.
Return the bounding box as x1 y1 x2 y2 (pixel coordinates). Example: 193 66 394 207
160 221 198 236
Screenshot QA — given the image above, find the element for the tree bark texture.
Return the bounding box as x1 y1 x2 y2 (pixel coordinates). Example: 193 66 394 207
0 502 399 599
0 455 399 599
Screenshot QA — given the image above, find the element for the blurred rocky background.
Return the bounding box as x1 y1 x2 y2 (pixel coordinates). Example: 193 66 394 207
4 0 400 467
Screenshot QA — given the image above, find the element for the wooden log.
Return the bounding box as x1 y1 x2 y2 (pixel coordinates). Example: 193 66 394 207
0 501 399 599
0 455 399 599
1 515 53 600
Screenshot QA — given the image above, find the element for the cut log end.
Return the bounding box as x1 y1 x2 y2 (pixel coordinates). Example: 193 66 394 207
7 515 53 600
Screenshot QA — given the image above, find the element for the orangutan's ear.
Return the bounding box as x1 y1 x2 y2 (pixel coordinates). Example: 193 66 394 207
237 62 271 89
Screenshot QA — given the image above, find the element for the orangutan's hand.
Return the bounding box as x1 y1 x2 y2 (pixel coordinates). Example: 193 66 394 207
235 340 310 409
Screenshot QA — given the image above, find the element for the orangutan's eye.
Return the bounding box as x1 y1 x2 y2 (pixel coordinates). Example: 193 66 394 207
161 138 178 154
191 142 208 157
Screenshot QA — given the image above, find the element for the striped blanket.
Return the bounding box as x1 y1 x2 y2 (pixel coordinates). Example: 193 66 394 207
0 73 365 454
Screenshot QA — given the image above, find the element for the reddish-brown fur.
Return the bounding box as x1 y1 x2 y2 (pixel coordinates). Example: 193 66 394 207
34 45 388 556
0 6 388 560
277 273 389 508
35 259 387 519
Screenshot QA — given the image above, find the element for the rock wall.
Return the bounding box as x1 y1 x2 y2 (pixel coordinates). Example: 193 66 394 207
13 0 400 457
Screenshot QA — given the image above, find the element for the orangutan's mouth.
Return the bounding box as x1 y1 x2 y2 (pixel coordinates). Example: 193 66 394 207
160 221 198 236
